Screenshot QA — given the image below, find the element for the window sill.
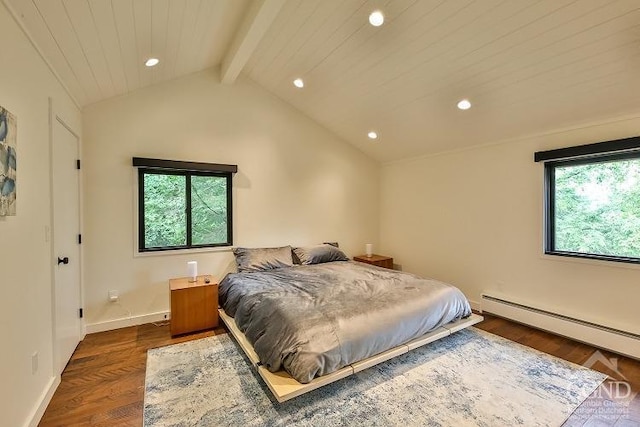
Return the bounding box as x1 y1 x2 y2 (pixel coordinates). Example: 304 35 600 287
134 245 234 258
541 252 640 271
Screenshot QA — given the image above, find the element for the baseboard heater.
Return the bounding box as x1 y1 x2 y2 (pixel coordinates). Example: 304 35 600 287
481 293 640 360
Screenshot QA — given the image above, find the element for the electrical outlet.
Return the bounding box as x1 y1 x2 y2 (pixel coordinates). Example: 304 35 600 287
108 290 119 302
32 352 38 374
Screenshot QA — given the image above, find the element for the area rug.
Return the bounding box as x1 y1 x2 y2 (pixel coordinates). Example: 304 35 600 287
144 328 606 426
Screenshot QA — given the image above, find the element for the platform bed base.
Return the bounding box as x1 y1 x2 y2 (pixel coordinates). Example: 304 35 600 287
218 308 483 403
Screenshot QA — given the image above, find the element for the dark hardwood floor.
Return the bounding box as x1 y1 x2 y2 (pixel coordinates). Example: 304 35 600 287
39 315 640 426
39 323 225 426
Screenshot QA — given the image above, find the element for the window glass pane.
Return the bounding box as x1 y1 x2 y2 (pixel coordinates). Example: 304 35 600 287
144 173 186 248
554 158 640 258
191 175 228 245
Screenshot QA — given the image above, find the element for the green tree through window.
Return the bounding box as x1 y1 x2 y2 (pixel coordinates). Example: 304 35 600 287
138 169 232 252
549 156 640 261
191 175 228 245
143 173 187 248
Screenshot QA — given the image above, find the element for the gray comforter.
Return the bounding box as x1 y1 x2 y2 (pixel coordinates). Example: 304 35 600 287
219 261 471 383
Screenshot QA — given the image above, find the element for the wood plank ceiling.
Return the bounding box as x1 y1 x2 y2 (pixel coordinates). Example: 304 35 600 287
5 0 250 106
5 0 640 162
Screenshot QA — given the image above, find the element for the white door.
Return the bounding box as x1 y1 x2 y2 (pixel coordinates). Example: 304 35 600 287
52 117 82 375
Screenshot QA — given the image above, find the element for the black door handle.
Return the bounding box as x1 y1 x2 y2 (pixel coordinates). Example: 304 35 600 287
57 257 69 265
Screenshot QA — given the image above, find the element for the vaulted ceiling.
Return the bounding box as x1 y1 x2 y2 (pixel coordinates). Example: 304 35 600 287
5 0 640 162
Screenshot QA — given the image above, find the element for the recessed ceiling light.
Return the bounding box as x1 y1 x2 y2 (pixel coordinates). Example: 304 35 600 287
368 131 378 140
145 58 159 67
457 99 471 110
293 78 304 88
369 10 384 27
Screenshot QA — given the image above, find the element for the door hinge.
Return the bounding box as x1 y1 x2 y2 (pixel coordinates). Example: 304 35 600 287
76 159 81 170
78 234 82 244
79 308 84 319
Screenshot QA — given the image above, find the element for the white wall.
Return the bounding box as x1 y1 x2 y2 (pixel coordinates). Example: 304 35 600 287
82 69 380 329
381 115 640 335
0 4 82 427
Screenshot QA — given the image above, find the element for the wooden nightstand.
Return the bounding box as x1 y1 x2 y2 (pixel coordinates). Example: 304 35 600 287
169 275 218 336
353 254 394 269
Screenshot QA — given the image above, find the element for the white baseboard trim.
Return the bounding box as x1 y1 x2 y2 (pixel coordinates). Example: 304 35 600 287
481 293 640 360
85 310 171 334
26 375 60 427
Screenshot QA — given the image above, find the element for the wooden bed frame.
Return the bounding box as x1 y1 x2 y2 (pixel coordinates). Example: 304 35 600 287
219 308 484 402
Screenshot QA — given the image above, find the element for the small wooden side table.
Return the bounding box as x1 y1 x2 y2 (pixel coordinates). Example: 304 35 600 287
353 254 394 269
169 275 218 336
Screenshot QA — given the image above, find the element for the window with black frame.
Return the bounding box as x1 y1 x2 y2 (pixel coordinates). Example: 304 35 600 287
535 136 640 264
133 158 237 252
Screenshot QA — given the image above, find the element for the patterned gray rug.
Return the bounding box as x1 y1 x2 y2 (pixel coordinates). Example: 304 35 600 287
144 328 606 426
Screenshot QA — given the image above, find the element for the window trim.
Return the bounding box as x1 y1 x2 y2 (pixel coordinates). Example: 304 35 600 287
537 137 640 265
132 157 238 174
534 135 640 162
134 158 235 253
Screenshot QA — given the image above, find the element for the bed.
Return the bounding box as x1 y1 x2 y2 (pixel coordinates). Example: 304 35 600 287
218 245 483 402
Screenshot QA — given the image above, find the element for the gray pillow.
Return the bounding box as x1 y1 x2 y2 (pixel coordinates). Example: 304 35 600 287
293 244 349 265
233 246 294 273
